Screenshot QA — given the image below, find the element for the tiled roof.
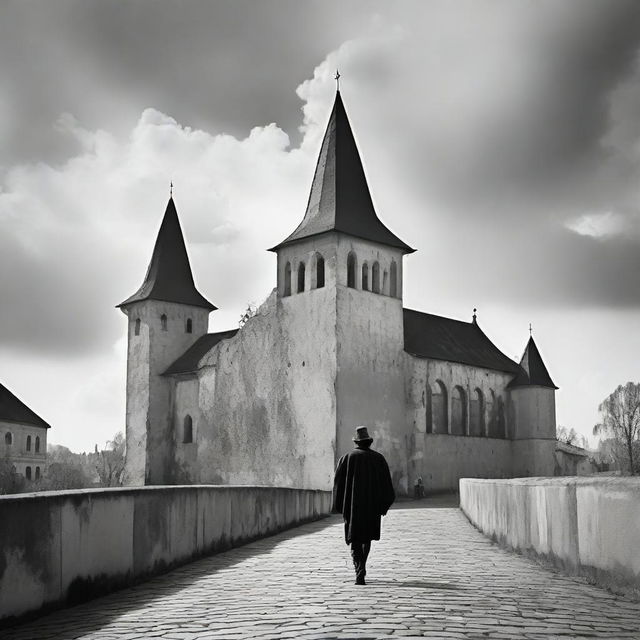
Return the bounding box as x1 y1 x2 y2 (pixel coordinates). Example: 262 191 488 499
0 382 51 429
403 309 521 374
118 198 216 311
508 336 558 389
270 91 414 253
163 330 239 375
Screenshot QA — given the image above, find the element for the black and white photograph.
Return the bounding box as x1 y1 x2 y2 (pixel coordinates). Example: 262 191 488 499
1 1 639 638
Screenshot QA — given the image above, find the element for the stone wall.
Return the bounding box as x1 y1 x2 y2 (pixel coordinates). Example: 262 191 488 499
0 485 331 626
460 477 640 597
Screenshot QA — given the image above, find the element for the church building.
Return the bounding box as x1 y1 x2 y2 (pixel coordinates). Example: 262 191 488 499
118 90 558 494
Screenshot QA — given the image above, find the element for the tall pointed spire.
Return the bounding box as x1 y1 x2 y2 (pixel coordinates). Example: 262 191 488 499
118 197 216 310
270 91 414 253
509 336 558 389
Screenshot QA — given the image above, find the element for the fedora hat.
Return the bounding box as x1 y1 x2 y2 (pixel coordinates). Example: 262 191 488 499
353 426 373 443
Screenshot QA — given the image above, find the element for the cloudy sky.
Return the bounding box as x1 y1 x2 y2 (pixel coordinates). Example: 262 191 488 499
1 0 639 452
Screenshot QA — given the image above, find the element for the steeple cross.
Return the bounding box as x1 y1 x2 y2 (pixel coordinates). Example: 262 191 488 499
170 181 173 198
529 323 533 336
334 69 341 91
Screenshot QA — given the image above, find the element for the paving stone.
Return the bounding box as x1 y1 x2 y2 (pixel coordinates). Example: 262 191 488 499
2 504 640 639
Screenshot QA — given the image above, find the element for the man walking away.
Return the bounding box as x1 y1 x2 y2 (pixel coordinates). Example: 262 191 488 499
332 426 395 585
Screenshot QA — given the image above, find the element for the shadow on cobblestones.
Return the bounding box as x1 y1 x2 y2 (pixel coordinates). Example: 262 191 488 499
2 516 337 640
370 579 464 590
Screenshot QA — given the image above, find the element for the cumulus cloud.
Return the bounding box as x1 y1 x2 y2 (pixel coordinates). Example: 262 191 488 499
0 106 320 356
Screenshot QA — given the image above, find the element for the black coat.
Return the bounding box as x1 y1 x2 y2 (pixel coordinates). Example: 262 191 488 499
332 446 395 544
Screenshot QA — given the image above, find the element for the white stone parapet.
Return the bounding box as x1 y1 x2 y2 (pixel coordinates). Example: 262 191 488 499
0 485 331 625
459 476 640 598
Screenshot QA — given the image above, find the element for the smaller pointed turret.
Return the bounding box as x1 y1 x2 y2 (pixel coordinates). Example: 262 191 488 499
118 197 216 311
509 336 558 389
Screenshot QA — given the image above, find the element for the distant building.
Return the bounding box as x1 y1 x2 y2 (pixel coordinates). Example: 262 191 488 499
555 441 598 476
0 382 50 480
119 90 558 494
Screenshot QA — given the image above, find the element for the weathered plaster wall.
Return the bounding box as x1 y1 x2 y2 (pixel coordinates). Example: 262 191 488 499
0 420 47 477
334 236 408 493
0 486 331 626
183 235 339 490
510 387 556 440
460 477 640 597
122 301 209 486
405 358 513 491
412 434 512 493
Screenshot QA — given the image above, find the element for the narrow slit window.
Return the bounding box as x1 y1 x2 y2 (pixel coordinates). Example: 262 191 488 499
26 435 31 452
186 318 193 334
372 262 380 293
390 261 398 298
315 254 325 289
35 436 40 453
183 415 193 444
161 314 168 331
26 466 31 480
297 262 306 293
35 466 41 480
5 432 12 445
362 263 369 291
347 252 357 288
283 262 292 297
134 318 141 336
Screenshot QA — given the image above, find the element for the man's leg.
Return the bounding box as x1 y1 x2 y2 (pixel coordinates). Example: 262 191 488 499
350 542 366 585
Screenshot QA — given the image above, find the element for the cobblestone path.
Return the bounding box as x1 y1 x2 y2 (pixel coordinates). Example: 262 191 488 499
4 500 640 640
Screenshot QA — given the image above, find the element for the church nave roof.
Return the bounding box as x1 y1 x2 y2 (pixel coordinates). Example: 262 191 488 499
403 309 521 374
163 329 239 375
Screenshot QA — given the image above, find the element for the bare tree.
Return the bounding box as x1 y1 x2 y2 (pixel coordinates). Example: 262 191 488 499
238 302 257 328
556 425 579 446
95 432 126 487
593 382 640 475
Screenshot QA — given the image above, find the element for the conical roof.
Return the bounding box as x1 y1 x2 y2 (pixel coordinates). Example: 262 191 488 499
270 91 414 253
508 336 558 389
118 198 216 310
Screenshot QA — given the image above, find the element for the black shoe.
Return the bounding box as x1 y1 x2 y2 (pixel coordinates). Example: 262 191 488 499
355 575 366 585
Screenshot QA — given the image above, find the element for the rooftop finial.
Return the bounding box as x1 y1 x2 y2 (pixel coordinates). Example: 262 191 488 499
472 308 477 323
529 322 533 336
334 69 341 92
170 180 173 198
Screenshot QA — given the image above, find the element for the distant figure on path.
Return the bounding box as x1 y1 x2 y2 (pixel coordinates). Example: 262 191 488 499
332 426 395 585
414 476 425 499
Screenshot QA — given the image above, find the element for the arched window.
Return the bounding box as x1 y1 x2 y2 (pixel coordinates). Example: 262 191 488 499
35 466 41 480
487 390 496 437
134 318 141 336
347 252 357 288
26 466 32 480
383 270 388 295
183 415 193 444
284 262 292 297
161 314 168 331
425 384 433 434
186 318 193 334
372 262 380 293
390 261 398 298
297 262 306 293
451 386 467 435
431 380 448 434
35 436 40 453
497 397 506 439
362 263 369 291
315 254 325 289
26 435 32 452
5 432 12 445
470 389 484 436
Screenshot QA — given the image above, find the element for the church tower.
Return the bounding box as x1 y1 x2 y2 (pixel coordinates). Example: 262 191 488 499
271 90 414 490
118 197 215 485
509 335 558 477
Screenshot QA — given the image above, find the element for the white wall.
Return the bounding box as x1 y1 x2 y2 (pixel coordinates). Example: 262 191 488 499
460 477 640 597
